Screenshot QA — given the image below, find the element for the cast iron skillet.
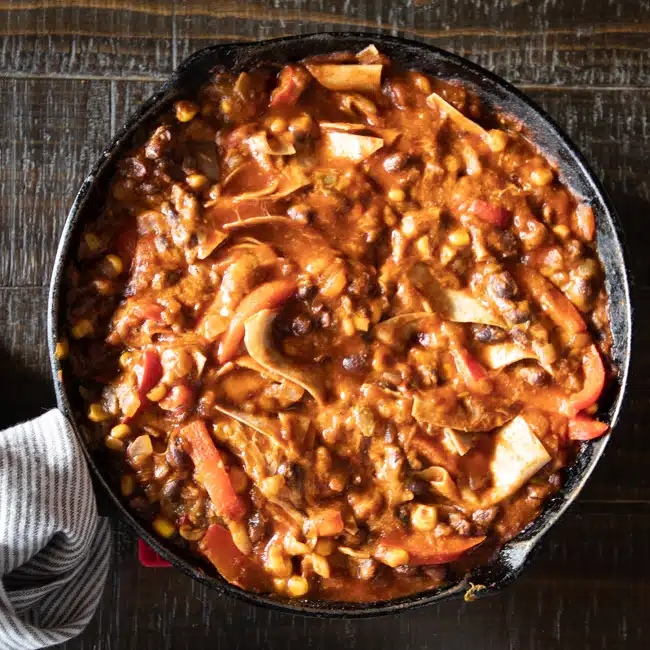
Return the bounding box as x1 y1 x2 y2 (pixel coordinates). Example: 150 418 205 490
47 33 632 617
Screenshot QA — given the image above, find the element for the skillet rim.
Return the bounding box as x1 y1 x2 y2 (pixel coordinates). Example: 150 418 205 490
46 31 632 618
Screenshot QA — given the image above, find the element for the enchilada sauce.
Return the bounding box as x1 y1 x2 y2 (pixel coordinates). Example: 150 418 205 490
63 47 613 601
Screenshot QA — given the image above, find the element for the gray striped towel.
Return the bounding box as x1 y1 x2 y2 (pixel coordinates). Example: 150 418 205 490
0 410 112 649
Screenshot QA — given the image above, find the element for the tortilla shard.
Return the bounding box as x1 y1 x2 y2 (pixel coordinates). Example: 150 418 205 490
484 415 552 506
426 92 489 140
478 342 537 370
306 64 383 92
323 131 384 163
408 263 504 327
244 309 326 405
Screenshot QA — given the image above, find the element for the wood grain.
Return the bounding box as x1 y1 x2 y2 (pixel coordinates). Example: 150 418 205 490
1 1 649 649
0 1 649 86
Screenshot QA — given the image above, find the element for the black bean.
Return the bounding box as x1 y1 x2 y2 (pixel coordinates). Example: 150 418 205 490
404 477 430 498
248 512 271 544
161 479 182 502
508 302 532 324
394 564 418 576
287 203 313 224
342 351 369 374
448 513 472 536
395 504 411 526
291 314 312 336
472 507 499 527
298 284 317 300
520 365 548 387
318 310 332 329
473 325 507 343
129 497 155 519
278 462 304 489
488 272 517 299
166 439 190 468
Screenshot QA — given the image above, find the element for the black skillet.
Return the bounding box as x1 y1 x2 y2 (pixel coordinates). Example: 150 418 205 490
46 33 632 617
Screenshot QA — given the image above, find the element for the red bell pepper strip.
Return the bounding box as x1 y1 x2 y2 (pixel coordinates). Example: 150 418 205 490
218 279 297 364
568 415 609 441
382 531 487 566
451 346 489 388
311 509 344 537
135 350 163 401
514 266 586 334
465 199 511 228
124 349 163 422
269 65 312 107
565 344 605 416
182 420 247 521
200 524 268 591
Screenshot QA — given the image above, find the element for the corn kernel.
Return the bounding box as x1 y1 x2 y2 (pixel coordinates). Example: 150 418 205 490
374 544 409 568
110 423 132 440
531 167 554 186
308 553 330 578
488 129 508 153
286 575 309 598
443 154 461 174
272 578 288 593
388 188 405 202
179 524 205 541
93 279 114 296
146 383 168 402
88 402 110 422
105 254 123 276
152 516 176 538
553 224 571 239
84 233 102 251
55 340 69 360
411 504 438 531
314 538 335 556
260 475 285 499
265 546 292 577
401 214 417 237
383 206 397 227
72 319 94 339
268 117 287 134
439 244 457 266
415 235 432 259
220 98 233 114
354 315 370 332
448 228 470 247
284 536 311 556
229 520 252 555
175 100 198 122
120 474 135 497
229 466 249 494
186 173 208 191
104 435 125 452
342 318 356 337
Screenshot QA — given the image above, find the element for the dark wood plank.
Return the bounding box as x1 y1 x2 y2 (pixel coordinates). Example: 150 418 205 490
0 1 649 86
0 0 174 79
0 77 115 286
175 0 650 87
59 507 650 650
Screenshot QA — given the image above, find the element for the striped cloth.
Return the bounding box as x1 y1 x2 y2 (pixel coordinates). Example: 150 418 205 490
0 410 112 649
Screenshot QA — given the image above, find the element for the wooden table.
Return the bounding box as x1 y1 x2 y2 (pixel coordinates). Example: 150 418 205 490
1 1 648 648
